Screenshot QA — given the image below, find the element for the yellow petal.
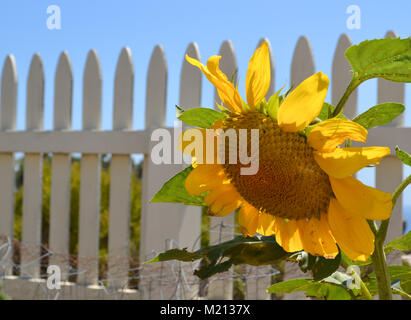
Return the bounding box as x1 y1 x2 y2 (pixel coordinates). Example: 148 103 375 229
308 118 367 152
245 41 271 109
314 147 391 179
278 72 329 132
297 216 338 259
330 176 392 220
238 203 259 237
328 198 375 261
185 164 225 195
275 219 304 252
186 55 243 113
256 212 276 236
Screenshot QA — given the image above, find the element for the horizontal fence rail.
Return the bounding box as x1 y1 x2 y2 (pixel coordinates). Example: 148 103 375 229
0 31 409 300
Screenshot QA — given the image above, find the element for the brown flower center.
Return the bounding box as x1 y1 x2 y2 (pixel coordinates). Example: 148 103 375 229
220 112 332 220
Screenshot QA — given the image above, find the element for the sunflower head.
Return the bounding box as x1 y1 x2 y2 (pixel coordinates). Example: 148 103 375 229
182 41 392 262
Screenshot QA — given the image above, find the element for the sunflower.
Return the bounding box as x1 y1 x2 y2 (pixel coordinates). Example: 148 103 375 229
181 42 392 261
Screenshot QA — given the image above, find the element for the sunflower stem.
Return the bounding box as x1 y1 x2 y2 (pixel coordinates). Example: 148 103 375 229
332 78 360 118
370 174 411 300
371 239 392 300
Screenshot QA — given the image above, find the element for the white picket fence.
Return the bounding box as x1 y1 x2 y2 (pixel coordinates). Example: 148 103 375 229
0 31 410 300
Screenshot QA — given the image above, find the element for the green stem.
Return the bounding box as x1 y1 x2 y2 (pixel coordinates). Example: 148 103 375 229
371 237 392 300
371 174 411 300
332 78 360 118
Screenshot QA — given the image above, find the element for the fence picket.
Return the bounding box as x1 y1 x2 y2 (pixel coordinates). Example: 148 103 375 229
0 55 18 275
291 36 315 86
178 42 202 253
376 31 405 243
332 34 357 119
108 47 134 289
21 54 44 278
77 50 102 285
49 51 73 281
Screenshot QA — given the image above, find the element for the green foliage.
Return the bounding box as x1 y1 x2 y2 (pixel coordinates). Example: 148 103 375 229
384 231 411 253
395 146 411 167
345 37 411 83
176 106 224 128
266 273 353 300
13 154 142 262
367 265 411 297
147 235 289 280
352 103 405 129
145 248 203 263
151 166 206 206
291 251 342 281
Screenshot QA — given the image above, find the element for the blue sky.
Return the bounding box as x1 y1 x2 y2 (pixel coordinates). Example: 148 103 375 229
0 1 410 221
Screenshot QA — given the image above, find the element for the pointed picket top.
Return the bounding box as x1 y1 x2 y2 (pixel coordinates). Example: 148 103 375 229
82 49 102 130
145 45 167 129
26 53 44 131
1 55 17 130
378 30 404 127
113 47 134 130
213 40 237 108
257 37 275 98
385 30 398 39
179 42 202 109
332 34 357 119
54 51 73 130
291 36 315 86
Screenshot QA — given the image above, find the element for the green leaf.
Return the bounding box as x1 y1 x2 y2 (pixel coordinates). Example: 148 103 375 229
267 276 352 300
345 37 411 83
292 251 342 281
144 248 203 264
150 166 206 206
195 236 289 279
369 265 411 294
312 254 342 281
145 235 290 280
392 280 411 299
385 231 411 253
176 106 224 128
352 103 405 129
266 87 282 120
395 146 411 167
318 103 335 121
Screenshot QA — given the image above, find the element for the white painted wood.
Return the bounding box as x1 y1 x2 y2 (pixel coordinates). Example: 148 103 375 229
207 40 237 300
108 47 134 288
178 42 202 253
0 55 17 275
77 50 102 285
376 30 405 242
0 130 147 154
140 45 193 300
21 54 44 279
332 34 357 119
49 52 73 280
291 36 315 86
257 38 275 99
